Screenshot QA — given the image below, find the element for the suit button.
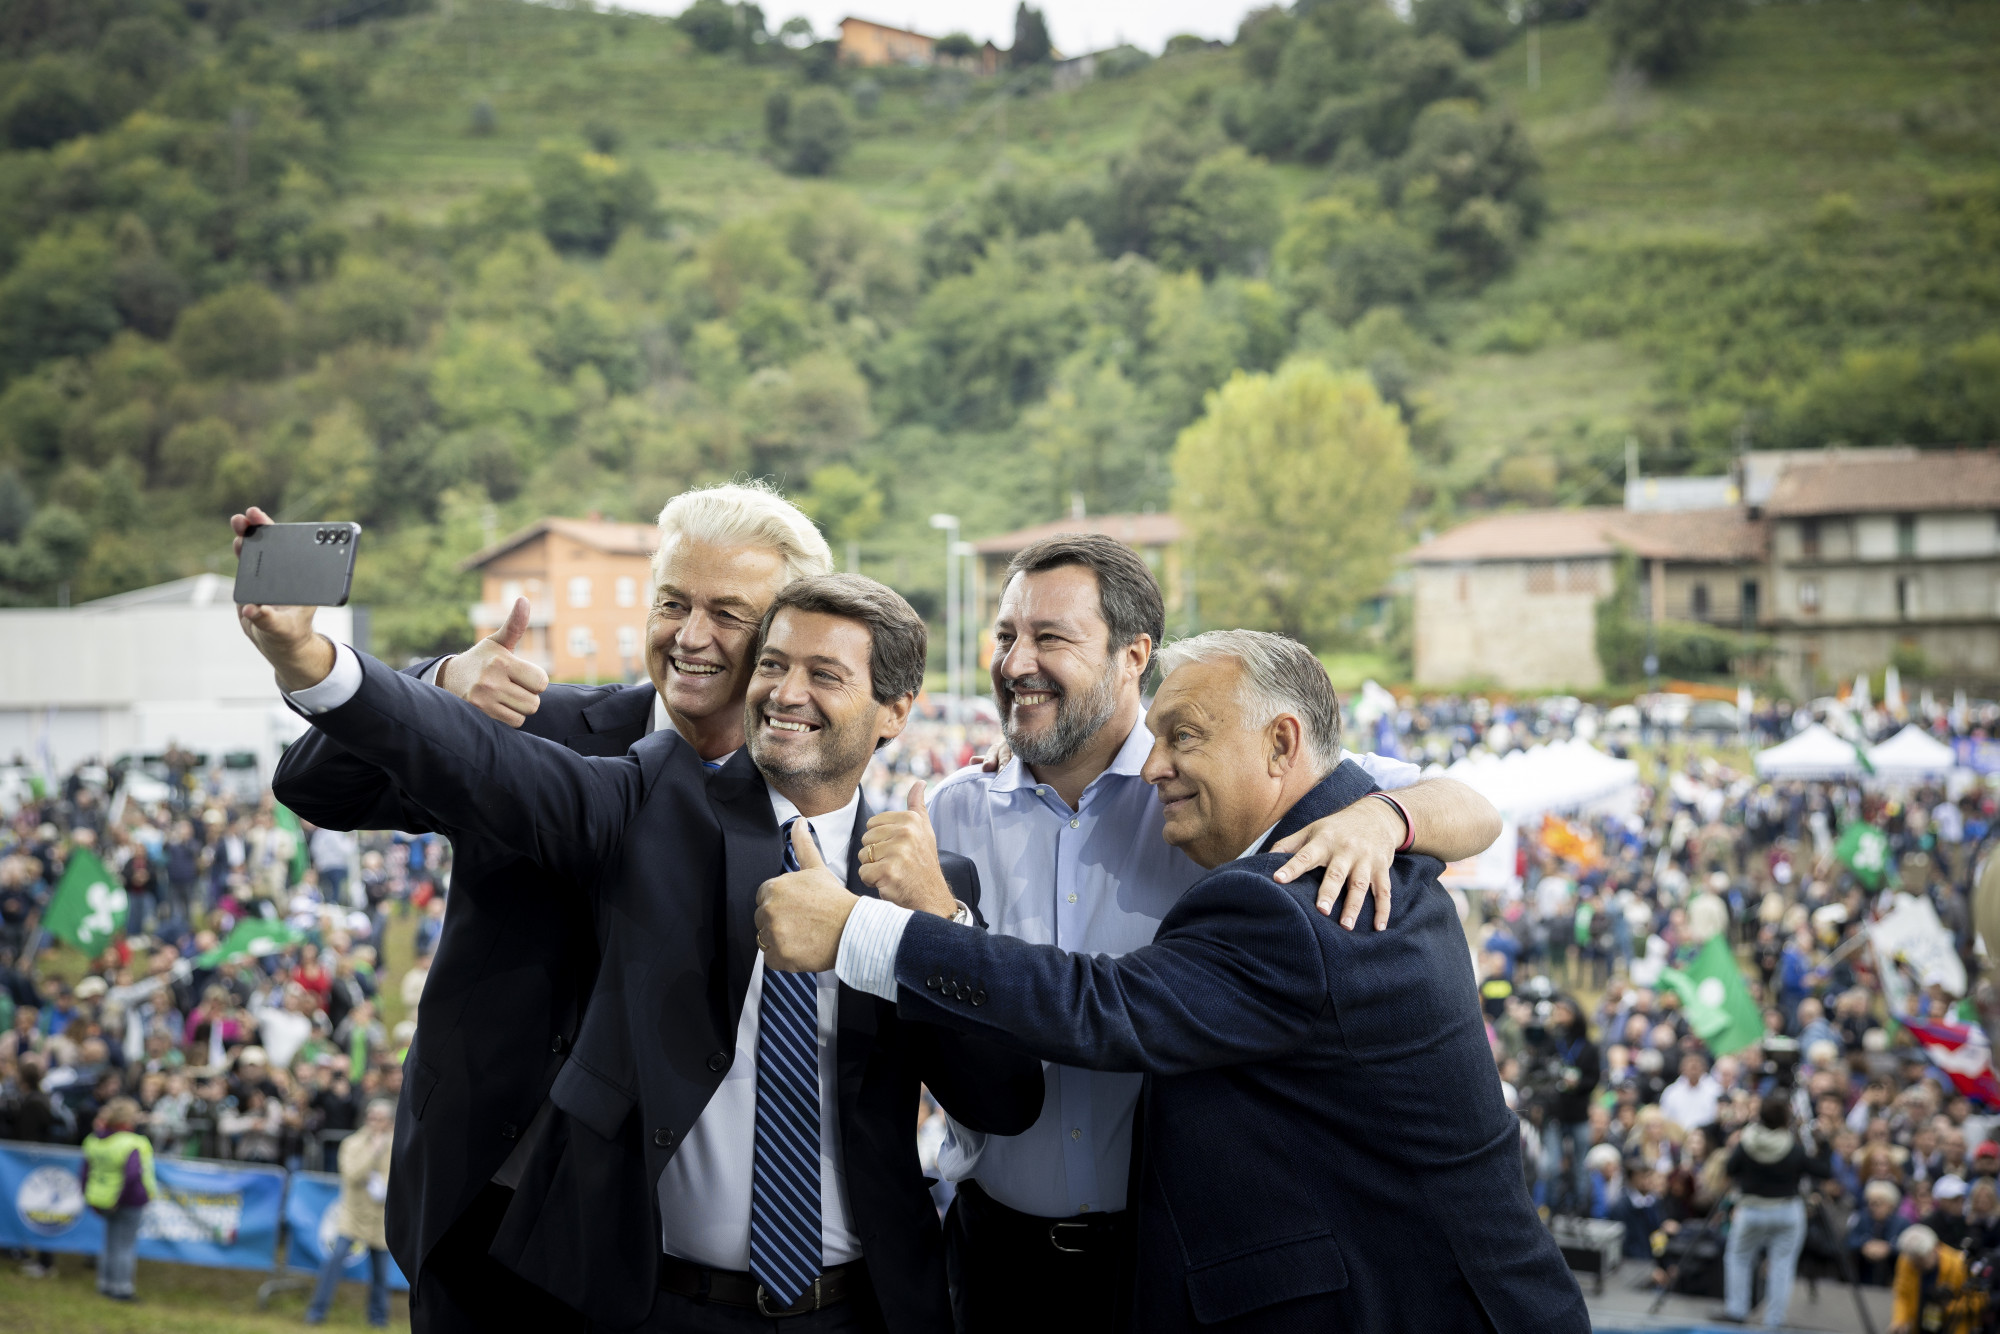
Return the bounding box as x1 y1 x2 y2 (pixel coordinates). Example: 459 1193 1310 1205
499 1122 519 1141
972 989 987 1006
654 1128 676 1148
954 982 970 1001
550 1034 569 1054
926 976 943 991
707 1051 728 1073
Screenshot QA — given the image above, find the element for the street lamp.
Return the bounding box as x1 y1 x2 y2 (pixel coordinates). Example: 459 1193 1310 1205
954 540 978 712
929 514 960 716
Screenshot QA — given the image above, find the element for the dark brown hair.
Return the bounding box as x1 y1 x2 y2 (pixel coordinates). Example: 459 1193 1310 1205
757 573 928 703
1004 533 1166 655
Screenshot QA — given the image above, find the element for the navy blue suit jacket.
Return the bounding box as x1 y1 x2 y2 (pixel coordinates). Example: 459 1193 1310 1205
889 761 1587 1333
293 651 1044 1330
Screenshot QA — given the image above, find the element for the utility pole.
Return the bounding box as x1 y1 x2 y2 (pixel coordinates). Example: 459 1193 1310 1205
956 540 979 708
930 514 961 717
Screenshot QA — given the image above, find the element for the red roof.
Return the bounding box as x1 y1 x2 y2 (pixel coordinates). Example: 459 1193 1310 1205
1407 507 1767 564
971 513 1185 556
1761 448 2000 516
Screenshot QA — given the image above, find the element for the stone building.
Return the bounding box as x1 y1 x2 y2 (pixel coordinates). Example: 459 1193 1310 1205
461 517 657 683
970 513 1187 631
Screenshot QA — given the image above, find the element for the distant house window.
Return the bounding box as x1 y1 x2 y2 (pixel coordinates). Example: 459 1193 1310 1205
1798 579 1820 613
617 625 640 659
1740 580 1760 627
1897 515 1917 558
1690 583 1710 620
568 627 596 657
501 580 523 606
1800 519 1821 559
1524 561 1556 595
1564 562 1598 594
615 576 638 608
1456 571 1469 602
568 576 592 608
1897 576 1918 619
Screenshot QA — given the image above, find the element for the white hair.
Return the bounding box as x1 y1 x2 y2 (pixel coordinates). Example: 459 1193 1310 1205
1897 1223 1938 1262
651 480 832 588
1156 629 1342 770
1865 1180 1902 1208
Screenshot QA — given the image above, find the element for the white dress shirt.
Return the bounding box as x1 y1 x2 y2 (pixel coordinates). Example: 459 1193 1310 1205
288 646 861 1269
838 715 1421 1218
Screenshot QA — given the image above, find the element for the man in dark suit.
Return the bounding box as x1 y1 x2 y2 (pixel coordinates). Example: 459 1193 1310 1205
243 483 836 1333
758 629 1588 1333
237 569 1045 1332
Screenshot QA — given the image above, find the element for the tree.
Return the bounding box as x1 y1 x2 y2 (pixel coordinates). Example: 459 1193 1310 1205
532 146 659 255
3 56 99 150
1603 0 1741 79
677 0 739 55
1010 4 1052 67
780 90 850 177
1413 0 1515 58
172 284 291 380
1171 360 1412 646
1021 352 1163 517
799 462 884 553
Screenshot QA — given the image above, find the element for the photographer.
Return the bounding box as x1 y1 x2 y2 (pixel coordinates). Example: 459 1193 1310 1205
1719 1094 1831 1327
1535 996 1602 1216
1891 1224 1984 1334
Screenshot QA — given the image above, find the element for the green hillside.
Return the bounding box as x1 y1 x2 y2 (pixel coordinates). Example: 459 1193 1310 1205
0 0 1994 668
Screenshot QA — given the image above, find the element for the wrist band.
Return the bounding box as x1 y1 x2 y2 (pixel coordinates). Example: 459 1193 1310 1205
1371 792 1415 853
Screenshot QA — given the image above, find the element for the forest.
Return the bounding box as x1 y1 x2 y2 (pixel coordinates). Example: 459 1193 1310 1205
0 0 1996 669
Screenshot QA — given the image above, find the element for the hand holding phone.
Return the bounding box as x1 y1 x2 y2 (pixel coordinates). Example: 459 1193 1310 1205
230 506 347 692
233 512 362 607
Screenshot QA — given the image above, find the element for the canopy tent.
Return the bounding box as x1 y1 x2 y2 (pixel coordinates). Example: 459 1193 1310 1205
1868 724 1958 782
1754 723 1864 781
1442 739 1642 826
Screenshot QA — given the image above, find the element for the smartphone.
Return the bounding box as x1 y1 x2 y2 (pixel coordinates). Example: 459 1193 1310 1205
233 522 363 607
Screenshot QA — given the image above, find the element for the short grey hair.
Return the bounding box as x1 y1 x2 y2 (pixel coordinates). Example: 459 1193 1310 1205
1156 630 1342 771
652 480 832 588
1864 1180 1902 1208
1897 1223 1938 1261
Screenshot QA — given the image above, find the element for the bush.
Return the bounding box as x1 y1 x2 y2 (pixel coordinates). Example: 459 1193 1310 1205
469 99 497 136
677 0 738 55
1602 0 1742 79
781 91 851 176
4 56 100 151
1413 0 1516 59
172 284 292 380
532 147 660 255
851 79 880 118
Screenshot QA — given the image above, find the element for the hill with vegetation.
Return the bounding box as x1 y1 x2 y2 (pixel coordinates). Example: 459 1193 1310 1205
0 0 1994 670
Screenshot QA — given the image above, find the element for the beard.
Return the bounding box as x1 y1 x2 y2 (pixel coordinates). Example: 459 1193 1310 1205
747 699 878 792
1000 660 1121 770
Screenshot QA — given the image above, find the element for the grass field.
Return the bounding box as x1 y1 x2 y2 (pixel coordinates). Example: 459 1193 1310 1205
0 1252 409 1332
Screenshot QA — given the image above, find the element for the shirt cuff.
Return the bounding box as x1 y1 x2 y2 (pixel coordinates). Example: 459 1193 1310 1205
286 641 362 714
835 895 916 1002
421 657 450 688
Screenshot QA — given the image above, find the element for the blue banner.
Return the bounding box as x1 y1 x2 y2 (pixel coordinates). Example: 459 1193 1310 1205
284 1171 410 1291
1956 738 2000 775
0 1141 284 1270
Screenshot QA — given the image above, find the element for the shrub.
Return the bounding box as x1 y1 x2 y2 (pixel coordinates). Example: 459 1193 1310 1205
782 91 851 176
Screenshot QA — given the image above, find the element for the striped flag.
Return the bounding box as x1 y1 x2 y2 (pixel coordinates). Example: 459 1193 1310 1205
1901 1016 2000 1106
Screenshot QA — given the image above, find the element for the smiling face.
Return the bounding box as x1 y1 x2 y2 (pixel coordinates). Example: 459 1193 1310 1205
990 564 1145 771
646 537 791 746
1139 657 1303 870
745 608 911 809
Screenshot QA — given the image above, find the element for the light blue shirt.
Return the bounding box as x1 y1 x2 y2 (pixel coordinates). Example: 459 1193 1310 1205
849 716 1420 1218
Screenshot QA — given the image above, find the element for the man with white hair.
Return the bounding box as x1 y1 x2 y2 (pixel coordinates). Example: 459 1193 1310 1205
261 482 836 1334
757 628 1585 1332
1891 1222 1981 1334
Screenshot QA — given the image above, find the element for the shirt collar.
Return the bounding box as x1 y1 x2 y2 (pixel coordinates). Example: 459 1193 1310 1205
992 713 1154 795
767 786 862 883
650 693 737 769
1237 823 1281 862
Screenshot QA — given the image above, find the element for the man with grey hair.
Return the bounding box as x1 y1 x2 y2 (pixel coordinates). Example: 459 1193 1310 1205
757 627 1585 1333
837 533 1502 1333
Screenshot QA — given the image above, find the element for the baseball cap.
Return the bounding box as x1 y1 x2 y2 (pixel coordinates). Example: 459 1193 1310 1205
1937 1175 1969 1200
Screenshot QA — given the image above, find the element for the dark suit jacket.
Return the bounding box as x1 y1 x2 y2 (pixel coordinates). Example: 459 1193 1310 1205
295 652 1045 1331
887 761 1588 1334
273 665 651 1293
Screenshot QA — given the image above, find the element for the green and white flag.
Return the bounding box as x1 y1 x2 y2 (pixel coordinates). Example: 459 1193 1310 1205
1657 937 1764 1056
42 848 127 952
196 919 306 968
1835 820 1893 890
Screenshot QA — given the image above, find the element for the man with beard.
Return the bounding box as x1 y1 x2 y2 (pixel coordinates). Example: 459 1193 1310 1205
238 569 1048 1332
846 535 1504 1333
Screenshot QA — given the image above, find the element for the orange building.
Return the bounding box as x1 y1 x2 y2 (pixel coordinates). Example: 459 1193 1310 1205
462 518 659 683
837 17 1003 73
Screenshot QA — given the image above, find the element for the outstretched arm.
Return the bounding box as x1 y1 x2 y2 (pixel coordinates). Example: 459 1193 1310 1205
1270 776 1501 929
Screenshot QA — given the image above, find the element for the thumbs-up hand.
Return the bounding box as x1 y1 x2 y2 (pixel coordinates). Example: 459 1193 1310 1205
756 819 858 973
437 596 550 728
856 781 957 918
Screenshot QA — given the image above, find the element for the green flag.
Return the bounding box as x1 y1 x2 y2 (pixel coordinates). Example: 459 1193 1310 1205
1656 937 1764 1056
1835 820 1892 890
42 848 127 953
273 802 309 886
197 919 306 968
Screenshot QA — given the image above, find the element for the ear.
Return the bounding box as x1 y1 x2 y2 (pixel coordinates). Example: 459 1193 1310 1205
875 692 915 748
1123 633 1153 682
1268 714 1307 777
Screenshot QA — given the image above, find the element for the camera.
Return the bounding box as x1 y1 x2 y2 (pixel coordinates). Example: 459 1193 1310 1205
1762 1036 1801 1090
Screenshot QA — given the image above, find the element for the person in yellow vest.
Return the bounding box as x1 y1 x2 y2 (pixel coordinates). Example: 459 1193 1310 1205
306 1095 394 1328
1891 1223 1985 1334
79 1096 156 1302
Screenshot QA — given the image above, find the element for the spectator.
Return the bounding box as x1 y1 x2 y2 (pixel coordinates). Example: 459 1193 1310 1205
1926 1174 1972 1251
1720 1094 1830 1327
1852 1180 1911 1286
1540 998 1601 1216
80 1096 156 1302
1660 1051 1723 1135
305 1096 394 1328
1967 1178 2000 1253
1891 1224 1982 1334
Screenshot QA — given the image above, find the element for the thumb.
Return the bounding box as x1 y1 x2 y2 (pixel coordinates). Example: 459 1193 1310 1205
492 597 530 652
790 817 826 871
907 780 929 821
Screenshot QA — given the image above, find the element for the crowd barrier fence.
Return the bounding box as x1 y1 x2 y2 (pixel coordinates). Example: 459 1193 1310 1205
0 1139 409 1291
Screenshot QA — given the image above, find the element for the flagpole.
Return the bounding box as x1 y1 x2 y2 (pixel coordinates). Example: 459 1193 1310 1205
1816 928 1873 974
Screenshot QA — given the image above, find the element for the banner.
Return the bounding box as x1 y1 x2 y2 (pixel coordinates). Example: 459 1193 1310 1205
1871 892 1968 996
284 1171 410 1291
42 848 126 952
0 1141 284 1269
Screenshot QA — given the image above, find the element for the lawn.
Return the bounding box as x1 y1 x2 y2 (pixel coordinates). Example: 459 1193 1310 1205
0 1252 408 1333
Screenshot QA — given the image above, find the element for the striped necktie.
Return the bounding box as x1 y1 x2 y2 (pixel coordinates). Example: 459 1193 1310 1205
749 817 824 1307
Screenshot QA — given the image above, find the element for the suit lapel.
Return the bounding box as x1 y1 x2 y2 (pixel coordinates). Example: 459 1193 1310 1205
569 683 654 752
838 795 880 1050
707 750 779 1015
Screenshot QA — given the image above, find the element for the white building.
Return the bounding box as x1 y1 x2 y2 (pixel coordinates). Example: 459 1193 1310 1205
0 574 352 780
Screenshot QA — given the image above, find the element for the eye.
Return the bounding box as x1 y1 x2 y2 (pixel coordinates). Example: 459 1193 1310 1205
813 670 839 684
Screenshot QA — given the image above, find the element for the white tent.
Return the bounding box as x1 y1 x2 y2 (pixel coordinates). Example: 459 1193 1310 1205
1868 724 1957 782
1753 723 1863 781
1442 738 1642 825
